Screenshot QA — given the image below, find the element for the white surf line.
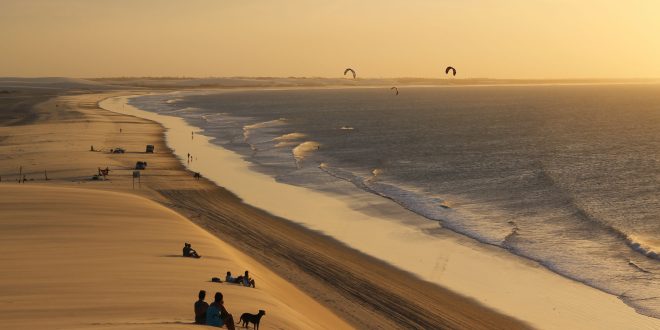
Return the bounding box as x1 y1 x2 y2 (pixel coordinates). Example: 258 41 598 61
100 94 660 330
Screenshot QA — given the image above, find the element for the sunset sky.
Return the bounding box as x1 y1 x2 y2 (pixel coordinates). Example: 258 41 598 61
2 0 659 79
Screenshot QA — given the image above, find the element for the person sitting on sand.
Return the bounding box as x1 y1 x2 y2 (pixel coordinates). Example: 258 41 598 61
194 290 209 324
206 292 236 329
189 244 201 258
241 270 255 288
183 243 201 258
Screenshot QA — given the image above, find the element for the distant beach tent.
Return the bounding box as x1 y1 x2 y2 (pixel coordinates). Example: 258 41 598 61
390 87 399 95
344 68 356 79
135 161 148 170
445 66 457 76
145 144 154 153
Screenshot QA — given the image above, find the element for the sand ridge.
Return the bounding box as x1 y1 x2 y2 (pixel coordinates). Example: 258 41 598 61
0 184 350 329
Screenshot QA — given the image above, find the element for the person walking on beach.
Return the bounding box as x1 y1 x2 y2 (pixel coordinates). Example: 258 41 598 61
206 292 236 329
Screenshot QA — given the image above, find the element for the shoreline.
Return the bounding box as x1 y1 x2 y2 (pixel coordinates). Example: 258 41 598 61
0 90 529 329
101 92 660 329
91 92 533 329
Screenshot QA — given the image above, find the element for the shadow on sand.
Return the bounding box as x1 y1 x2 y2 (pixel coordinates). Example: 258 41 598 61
159 254 227 261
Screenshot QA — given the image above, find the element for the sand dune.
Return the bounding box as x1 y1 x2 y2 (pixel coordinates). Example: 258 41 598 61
0 184 349 330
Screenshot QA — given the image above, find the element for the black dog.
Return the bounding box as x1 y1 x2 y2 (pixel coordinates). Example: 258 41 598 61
237 310 266 329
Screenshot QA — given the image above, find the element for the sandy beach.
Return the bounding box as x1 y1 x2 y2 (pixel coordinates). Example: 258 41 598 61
3 1 660 328
0 90 529 329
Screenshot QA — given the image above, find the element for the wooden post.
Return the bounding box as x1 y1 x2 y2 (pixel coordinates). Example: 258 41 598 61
132 171 140 189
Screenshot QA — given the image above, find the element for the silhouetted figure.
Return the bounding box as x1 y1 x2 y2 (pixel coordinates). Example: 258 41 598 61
194 290 209 324
194 172 201 180
183 243 201 258
206 292 235 329
242 270 256 288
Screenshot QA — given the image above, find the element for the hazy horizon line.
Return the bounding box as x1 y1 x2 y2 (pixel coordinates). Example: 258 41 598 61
3 76 654 81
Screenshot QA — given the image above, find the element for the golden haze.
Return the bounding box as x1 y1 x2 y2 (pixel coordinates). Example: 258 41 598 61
1 0 659 78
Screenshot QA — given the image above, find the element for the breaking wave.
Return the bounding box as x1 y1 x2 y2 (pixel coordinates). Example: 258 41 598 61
293 141 320 168
243 119 286 141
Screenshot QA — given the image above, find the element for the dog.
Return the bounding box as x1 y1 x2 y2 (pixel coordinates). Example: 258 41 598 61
237 309 266 329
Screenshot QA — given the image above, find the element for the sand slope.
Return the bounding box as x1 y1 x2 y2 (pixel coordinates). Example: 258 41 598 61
0 185 350 329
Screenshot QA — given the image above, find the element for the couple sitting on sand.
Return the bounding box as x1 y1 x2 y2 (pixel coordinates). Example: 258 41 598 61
194 290 236 329
226 270 256 288
183 243 201 258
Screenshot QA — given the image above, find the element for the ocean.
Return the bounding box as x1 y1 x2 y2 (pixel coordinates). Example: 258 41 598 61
130 84 660 317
